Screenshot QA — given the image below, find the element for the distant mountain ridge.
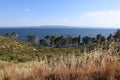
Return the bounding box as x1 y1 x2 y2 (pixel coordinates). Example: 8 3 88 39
0 25 118 29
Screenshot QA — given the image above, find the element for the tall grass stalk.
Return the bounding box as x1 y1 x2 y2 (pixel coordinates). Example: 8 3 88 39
2 47 120 80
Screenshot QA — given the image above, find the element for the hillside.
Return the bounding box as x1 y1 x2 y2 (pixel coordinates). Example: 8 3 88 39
0 36 40 62
0 36 84 62
0 35 120 62
0 36 120 80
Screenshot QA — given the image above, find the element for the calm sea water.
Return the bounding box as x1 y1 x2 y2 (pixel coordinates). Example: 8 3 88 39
0 28 117 41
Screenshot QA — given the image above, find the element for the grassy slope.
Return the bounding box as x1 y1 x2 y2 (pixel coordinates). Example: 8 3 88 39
0 36 39 62
0 36 120 80
1 44 120 80
0 36 82 62
0 36 120 62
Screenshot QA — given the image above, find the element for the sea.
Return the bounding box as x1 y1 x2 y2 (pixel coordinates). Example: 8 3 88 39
0 27 117 41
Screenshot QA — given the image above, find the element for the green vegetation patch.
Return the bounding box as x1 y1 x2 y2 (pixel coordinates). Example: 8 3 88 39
0 36 120 62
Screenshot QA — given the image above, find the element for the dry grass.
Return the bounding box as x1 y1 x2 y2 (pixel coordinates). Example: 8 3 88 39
1 42 120 80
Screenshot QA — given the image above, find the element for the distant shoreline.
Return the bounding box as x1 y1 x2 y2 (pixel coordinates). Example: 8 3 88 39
0 26 118 29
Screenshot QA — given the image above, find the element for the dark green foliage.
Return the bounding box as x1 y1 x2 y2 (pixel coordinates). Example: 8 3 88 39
39 39 47 46
107 34 113 42
27 35 38 45
78 35 81 45
11 32 17 39
50 36 56 48
55 35 65 47
82 36 91 44
5 33 10 37
96 34 102 42
113 29 120 41
96 34 106 43
45 35 51 40
101 36 106 42
24 29 120 47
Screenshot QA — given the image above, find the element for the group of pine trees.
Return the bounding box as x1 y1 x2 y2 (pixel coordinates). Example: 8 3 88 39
5 32 18 39
4 29 120 48
26 29 120 47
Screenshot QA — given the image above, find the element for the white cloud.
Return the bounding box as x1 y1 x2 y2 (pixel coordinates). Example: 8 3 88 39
79 10 120 28
45 10 120 28
85 10 120 17
1 10 120 28
24 8 30 12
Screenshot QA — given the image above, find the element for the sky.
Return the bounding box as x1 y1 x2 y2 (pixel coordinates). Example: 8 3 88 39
0 0 120 28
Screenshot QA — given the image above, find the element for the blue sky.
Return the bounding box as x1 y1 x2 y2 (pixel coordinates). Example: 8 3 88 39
0 0 120 28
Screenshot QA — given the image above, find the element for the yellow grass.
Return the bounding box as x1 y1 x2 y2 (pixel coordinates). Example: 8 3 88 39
0 42 120 80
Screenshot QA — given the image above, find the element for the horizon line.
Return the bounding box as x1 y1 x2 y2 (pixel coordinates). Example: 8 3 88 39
0 25 119 29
